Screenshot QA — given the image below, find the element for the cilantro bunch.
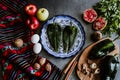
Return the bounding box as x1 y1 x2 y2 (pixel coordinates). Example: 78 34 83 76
94 0 120 38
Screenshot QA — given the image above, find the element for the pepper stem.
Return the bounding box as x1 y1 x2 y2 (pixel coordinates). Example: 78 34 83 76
113 36 120 42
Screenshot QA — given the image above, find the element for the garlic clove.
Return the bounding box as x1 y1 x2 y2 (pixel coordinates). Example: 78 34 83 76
94 68 100 74
39 58 46 66
87 59 93 64
45 63 52 72
90 63 97 69
82 63 88 70
86 68 91 75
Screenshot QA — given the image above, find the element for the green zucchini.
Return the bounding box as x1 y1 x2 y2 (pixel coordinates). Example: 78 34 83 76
88 39 115 59
63 26 78 53
47 23 62 52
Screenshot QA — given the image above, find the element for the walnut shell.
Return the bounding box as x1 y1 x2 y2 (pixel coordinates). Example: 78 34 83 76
34 63 41 70
39 58 46 66
14 39 24 47
45 63 51 72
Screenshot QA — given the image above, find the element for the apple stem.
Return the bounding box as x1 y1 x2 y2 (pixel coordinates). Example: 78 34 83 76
42 10 45 13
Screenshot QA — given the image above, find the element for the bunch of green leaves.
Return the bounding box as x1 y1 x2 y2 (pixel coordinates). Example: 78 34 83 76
94 0 120 37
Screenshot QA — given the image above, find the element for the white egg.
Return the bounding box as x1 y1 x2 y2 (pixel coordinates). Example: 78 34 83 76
33 43 42 54
31 34 40 44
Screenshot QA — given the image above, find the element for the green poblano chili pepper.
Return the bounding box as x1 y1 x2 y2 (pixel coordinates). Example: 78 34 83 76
63 26 78 53
47 23 62 52
88 39 115 59
100 56 119 80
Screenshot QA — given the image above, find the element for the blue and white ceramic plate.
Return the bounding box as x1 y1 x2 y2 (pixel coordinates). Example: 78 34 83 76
41 15 85 58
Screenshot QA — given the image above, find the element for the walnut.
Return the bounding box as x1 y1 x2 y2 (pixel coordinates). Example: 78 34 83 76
45 63 52 72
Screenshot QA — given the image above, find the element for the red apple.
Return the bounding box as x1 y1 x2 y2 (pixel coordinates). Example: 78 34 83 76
25 4 37 16
26 17 40 30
